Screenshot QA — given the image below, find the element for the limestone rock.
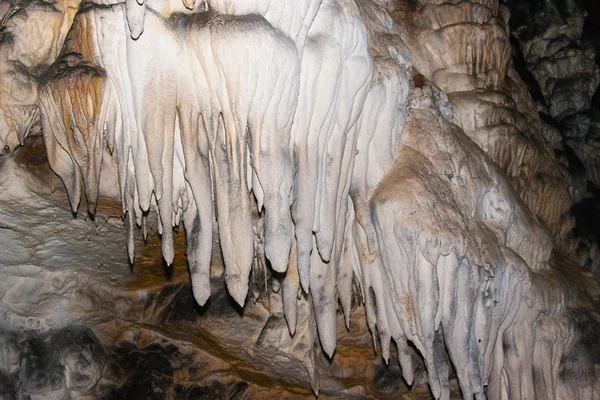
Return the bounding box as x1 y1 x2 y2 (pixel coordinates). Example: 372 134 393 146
0 0 599 398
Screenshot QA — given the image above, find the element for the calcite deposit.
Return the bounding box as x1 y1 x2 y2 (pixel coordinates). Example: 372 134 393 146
0 0 599 398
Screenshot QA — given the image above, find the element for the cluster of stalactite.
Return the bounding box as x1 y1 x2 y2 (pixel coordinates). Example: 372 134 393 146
1 0 599 398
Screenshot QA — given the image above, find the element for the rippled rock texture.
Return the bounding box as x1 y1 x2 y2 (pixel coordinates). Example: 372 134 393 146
1 0 600 399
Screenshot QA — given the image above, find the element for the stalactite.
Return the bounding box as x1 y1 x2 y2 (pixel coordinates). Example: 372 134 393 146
2 0 596 398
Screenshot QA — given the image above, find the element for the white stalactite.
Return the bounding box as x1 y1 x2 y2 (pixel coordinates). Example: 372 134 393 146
28 0 600 398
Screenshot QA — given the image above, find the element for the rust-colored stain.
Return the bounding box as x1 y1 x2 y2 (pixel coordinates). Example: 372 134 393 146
125 228 191 290
360 242 377 264
402 294 415 317
94 197 123 218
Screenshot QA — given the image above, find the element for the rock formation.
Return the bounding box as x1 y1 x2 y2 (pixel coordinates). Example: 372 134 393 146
0 0 599 398
507 0 600 282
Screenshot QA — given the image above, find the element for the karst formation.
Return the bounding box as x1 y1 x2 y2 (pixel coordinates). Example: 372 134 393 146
0 0 599 398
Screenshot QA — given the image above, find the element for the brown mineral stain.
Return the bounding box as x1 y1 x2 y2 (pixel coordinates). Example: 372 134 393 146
14 134 55 182
125 228 191 290
391 0 417 21
94 197 123 219
360 242 377 264
402 295 415 316
413 73 426 89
